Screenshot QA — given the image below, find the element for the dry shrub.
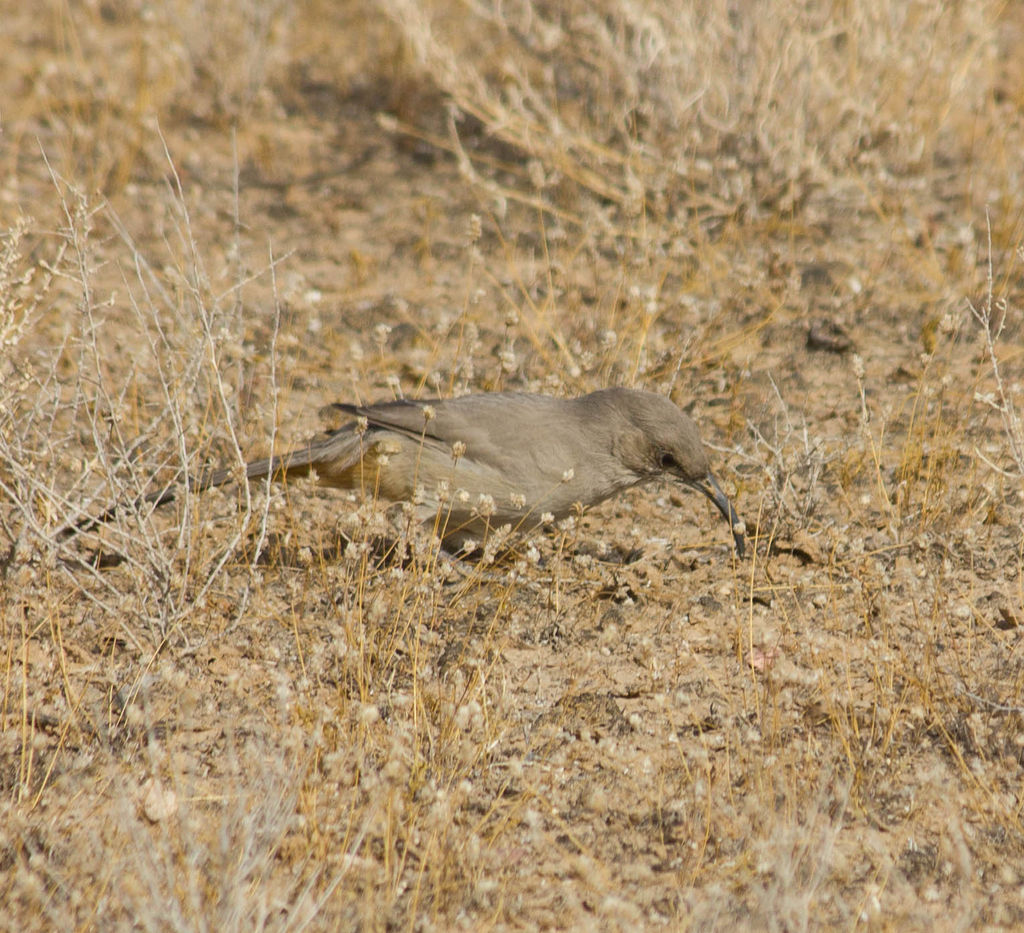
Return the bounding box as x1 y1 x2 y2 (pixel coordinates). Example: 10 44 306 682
21 0 292 192
374 0 999 221
0 166 280 644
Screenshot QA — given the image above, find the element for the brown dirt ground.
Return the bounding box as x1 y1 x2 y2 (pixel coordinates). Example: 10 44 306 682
2 1 1024 930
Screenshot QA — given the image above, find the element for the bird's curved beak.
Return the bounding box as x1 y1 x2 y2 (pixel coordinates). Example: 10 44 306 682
687 472 745 558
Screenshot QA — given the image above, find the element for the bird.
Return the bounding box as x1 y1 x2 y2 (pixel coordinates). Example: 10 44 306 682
64 388 745 556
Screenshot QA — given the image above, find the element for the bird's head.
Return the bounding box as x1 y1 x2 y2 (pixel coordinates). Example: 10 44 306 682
603 389 746 557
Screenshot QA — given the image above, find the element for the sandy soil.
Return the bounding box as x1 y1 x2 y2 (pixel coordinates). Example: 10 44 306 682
2 1 1024 929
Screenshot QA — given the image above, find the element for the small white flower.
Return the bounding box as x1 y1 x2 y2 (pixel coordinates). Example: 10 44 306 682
510 492 526 509
498 347 516 372
473 493 496 517
561 468 575 482
451 440 467 460
540 512 555 524
421 404 436 421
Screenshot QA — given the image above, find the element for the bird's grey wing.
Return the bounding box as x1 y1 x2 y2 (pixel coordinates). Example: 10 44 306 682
333 395 628 520
331 399 450 445
332 395 537 452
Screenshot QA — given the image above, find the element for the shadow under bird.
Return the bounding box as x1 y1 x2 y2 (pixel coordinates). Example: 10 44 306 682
66 388 745 557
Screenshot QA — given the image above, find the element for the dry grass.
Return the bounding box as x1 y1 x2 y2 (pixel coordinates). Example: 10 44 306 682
2 0 1024 929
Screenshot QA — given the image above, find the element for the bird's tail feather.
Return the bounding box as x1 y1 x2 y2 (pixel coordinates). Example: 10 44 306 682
57 437 335 542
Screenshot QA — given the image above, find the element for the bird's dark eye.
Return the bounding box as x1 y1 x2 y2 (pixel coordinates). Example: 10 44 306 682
659 451 676 469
